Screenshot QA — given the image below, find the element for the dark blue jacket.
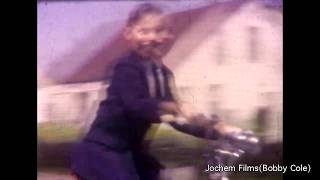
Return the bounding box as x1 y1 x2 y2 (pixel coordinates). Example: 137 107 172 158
71 52 221 180
84 52 175 152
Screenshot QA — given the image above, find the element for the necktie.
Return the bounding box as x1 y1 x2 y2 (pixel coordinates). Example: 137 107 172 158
152 64 165 98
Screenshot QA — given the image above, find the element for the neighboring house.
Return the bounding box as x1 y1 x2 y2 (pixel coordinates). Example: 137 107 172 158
37 81 107 129
37 0 282 142
163 0 282 142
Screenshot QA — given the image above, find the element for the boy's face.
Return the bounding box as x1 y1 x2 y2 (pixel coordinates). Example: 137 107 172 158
124 13 174 60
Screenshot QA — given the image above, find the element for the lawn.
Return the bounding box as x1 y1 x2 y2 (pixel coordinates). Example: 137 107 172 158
37 122 84 143
37 122 208 146
37 122 282 179
38 122 208 167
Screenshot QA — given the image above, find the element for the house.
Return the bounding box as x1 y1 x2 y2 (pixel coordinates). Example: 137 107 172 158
163 0 283 142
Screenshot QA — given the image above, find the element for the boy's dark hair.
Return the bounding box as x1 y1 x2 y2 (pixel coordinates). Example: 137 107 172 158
126 3 163 27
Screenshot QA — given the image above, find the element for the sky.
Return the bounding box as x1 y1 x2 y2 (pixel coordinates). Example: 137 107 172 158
38 1 216 73
37 0 282 82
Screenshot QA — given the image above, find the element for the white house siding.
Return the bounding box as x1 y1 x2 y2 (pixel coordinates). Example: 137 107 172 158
163 1 282 142
37 82 107 124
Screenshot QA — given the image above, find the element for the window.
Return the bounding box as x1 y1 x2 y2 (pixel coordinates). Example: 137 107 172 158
216 36 225 65
209 84 223 113
248 26 260 62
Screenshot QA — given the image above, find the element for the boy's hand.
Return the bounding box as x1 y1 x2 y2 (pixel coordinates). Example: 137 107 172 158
213 121 242 136
160 114 176 123
178 103 196 119
159 101 180 115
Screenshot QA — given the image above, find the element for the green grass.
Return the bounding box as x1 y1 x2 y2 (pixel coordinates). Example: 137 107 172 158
37 117 273 143
37 122 209 168
37 122 208 144
37 123 282 179
37 122 83 143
